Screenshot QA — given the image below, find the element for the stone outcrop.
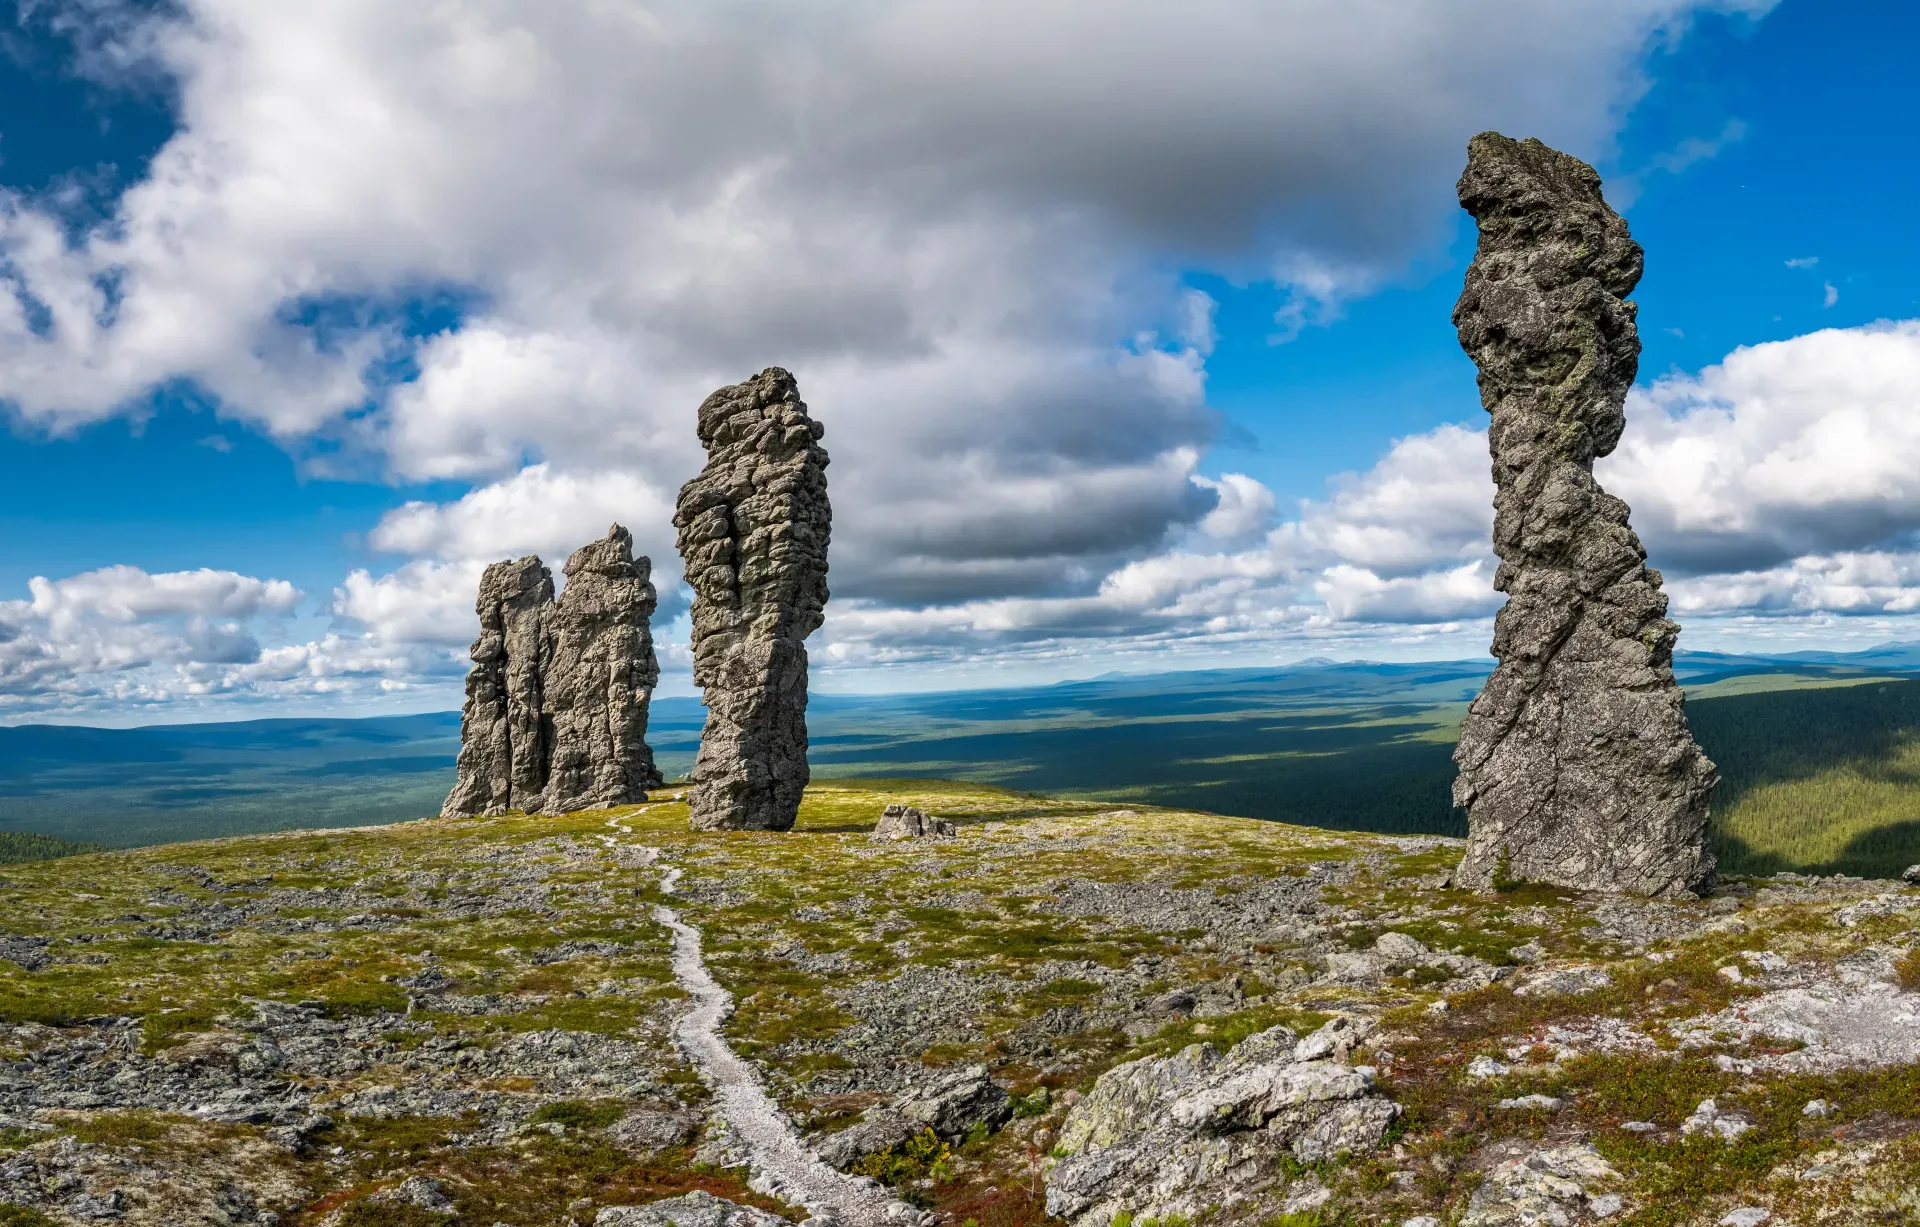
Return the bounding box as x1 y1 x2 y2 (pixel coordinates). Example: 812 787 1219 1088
1448 131 1716 898
595 1192 789 1227
1043 1020 1398 1227
813 1065 1011 1168
871 804 956 840
441 524 663 817
674 367 831 832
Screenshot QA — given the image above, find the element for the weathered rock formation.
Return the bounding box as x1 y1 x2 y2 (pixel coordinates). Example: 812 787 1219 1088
1043 1019 1398 1227
871 804 956 840
441 524 663 817
674 368 831 832
1449 132 1716 898
812 1065 1011 1168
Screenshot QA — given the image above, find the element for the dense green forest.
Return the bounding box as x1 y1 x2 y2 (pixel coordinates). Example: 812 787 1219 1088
1691 678 1920 878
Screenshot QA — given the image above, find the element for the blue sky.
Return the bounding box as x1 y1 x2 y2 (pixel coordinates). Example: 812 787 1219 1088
2 0 1919 722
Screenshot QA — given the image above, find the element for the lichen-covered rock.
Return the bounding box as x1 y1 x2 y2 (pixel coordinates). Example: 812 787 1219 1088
813 1109 920 1169
540 526 666 812
442 525 662 817
606 1108 700 1155
1044 1021 1398 1226
1448 131 1716 899
442 554 555 818
1460 1144 1623 1226
596 1191 790 1227
674 367 831 832
891 1063 1011 1138
872 805 956 840
812 1065 1011 1169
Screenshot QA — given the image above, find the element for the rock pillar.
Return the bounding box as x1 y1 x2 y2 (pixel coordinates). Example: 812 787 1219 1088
674 367 831 831
1449 132 1716 898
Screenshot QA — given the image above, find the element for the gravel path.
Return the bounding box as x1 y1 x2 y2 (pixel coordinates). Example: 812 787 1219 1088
628 827 928 1227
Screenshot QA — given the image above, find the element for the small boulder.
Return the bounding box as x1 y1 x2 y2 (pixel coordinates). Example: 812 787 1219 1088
873 805 957 840
1461 1144 1621 1227
1680 1099 1753 1141
1045 1022 1399 1226
596 1192 790 1227
1466 1056 1510 1079
1513 966 1612 998
1494 1094 1562 1112
386 1178 455 1213
1902 864 1920 885
891 1064 1011 1138
606 1109 700 1155
814 1109 919 1168
1373 932 1430 963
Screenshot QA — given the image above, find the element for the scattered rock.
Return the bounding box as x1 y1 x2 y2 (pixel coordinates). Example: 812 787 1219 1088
595 1191 790 1227
0 935 51 971
1495 1094 1562 1112
872 805 957 840
606 1109 700 1155
1717 1210 1771 1227
1803 1098 1833 1119
1902 865 1920 885
1466 1056 1510 1079
813 1109 920 1169
1672 980 1920 1070
442 525 664 817
1514 966 1613 998
1680 1099 1754 1141
1461 1144 1622 1226
674 368 832 832
1045 1021 1399 1226
1447 131 1716 899
380 1176 455 1213
890 1063 1011 1139
812 1065 1011 1167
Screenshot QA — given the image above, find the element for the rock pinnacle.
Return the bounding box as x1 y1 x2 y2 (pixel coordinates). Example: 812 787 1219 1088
1449 132 1717 898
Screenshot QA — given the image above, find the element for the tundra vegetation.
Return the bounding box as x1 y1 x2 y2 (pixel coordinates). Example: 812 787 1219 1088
0 778 1915 1224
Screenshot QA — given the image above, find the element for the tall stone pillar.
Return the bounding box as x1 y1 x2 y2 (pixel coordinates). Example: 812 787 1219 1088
674 367 831 831
1449 132 1717 898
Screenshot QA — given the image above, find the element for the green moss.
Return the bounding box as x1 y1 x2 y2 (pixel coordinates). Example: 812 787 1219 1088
141 1004 225 1052
66 1112 177 1147
0 1205 61 1227
324 1115 472 1165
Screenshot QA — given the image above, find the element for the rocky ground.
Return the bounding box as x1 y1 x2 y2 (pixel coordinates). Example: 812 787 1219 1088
0 779 1917 1225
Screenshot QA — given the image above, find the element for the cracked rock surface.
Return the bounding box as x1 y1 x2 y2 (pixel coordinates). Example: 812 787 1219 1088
1449 131 1716 898
674 368 831 832
1043 1019 1399 1227
443 524 663 817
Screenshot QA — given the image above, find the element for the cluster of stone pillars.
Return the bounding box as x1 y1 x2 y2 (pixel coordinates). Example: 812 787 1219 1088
441 367 830 832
